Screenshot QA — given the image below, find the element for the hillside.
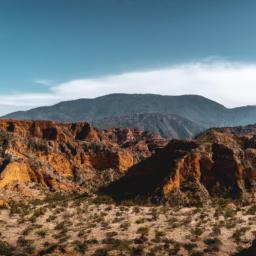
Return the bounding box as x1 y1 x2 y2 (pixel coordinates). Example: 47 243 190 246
93 113 203 139
2 94 227 127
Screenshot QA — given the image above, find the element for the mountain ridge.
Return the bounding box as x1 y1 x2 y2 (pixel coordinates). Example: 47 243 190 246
4 93 256 138
2 93 226 125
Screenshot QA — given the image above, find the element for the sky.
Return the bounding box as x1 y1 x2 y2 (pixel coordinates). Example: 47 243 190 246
1 0 256 115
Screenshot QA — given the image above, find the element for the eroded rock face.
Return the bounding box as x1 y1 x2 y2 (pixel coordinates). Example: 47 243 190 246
105 127 256 205
0 119 168 201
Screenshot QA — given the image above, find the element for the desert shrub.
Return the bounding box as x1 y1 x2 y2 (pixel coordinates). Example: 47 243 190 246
73 240 87 253
135 218 145 224
22 226 34 236
54 221 66 230
0 205 8 210
211 225 221 236
120 221 130 230
32 207 45 218
109 239 131 252
92 195 114 204
204 237 222 252
38 244 58 256
46 214 57 222
154 230 165 242
190 252 204 256
232 227 249 243
17 237 32 247
78 230 85 237
86 239 99 244
37 230 47 238
17 237 35 254
130 246 145 256
132 207 141 214
136 227 149 236
106 231 118 238
193 227 204 237
92 248 109 256
0 240 15 256
168 241 181 255
245 204 256 215
224 208 236 219
225 219 237 229
183 242 197 251
150 208 158 221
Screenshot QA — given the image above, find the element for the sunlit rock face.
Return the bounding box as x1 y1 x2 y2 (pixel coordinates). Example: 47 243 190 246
105 126 256 205
0 119 168 201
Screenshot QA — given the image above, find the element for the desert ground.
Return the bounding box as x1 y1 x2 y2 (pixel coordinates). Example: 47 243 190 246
0 193 255 256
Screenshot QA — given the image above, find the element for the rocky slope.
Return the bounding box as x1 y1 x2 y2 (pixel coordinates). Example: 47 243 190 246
2 118 256 207
0 119 167 202
93 113 203 139
105 125 256 205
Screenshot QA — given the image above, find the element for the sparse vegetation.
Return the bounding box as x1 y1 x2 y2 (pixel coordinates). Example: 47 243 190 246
0 195 255 255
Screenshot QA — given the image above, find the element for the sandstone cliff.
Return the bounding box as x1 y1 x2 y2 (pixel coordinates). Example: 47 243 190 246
0 119 167 201
105 126 256 205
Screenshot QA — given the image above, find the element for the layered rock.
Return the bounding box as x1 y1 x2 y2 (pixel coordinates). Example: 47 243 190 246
105 126 256 205
0 119 167 201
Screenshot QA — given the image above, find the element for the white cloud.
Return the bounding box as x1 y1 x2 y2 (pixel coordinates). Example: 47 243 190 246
2 60 256 115
34 80 54 86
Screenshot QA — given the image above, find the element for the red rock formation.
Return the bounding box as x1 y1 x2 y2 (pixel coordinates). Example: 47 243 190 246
3 119 256 205
105 127 256 205
0 119 168 201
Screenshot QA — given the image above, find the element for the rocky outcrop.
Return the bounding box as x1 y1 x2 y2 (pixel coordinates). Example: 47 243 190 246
105 126 256 205
0 119 168 201
3 119 256 205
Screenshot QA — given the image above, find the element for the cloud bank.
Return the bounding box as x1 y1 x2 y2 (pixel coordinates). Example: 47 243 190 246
2 61 256 115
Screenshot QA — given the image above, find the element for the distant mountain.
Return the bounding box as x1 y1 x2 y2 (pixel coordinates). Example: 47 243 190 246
93 113 203 139
3 93 256 136
2 94 226 126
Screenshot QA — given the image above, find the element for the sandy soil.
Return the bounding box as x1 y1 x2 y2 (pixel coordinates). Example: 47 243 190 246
0 194 255 256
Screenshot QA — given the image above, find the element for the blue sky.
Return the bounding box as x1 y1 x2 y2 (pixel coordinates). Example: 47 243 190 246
1 0 256 114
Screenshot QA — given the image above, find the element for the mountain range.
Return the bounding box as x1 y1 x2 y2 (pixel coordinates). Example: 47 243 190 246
3 93 256 139
1 117 256 255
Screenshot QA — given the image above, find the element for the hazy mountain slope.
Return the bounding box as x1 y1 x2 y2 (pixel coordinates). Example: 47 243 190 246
4 93 256 130
229 105 256 126
93 113 204 139
3 94 227 127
